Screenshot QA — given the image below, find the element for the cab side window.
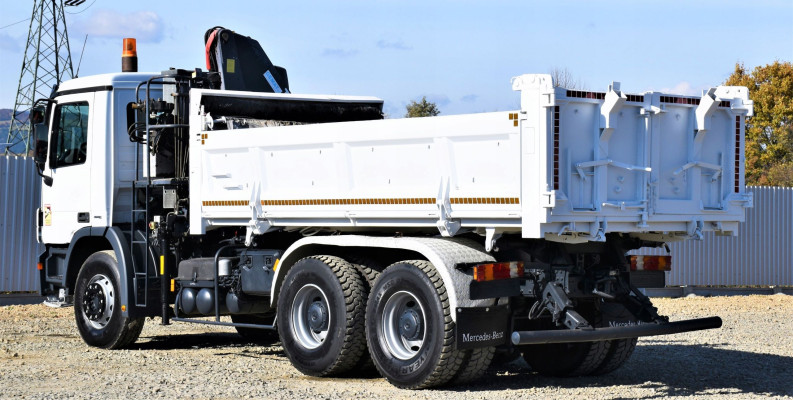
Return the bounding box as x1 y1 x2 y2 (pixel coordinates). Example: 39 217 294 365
50 102 89 169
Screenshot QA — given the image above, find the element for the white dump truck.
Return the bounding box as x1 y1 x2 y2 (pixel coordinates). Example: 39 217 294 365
31 28 753 389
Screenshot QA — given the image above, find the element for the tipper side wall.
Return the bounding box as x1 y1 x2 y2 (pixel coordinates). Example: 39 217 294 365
191 74 753 244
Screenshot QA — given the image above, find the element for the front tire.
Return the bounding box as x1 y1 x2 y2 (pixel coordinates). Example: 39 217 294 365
366 260 465 389
277 256 367 376
73 250 144 349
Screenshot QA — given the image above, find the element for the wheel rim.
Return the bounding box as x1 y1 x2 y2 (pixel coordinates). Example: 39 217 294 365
382 290 426 360
291 284 330 349
81 274 115 329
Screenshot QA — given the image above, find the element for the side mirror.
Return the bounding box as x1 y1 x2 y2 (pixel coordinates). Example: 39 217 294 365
30 108 45 124
33 123 48 167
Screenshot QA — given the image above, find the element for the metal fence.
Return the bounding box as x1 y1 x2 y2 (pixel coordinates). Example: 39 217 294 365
0 156 41 292
634 186 793 286
0 156 791 292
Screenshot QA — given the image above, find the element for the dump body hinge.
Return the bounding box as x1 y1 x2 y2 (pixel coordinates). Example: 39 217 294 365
436 177 461 237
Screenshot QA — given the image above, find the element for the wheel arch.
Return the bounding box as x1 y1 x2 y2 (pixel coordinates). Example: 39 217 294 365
270 235 496 321
64 226 135 317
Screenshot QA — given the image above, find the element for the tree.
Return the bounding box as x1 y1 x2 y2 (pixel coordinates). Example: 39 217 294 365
549 67 583 89
405 96 440 118
726 61 793 186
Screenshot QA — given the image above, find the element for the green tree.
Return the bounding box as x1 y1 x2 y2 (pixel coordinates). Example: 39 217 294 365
725 61 793 186
405 96 440 118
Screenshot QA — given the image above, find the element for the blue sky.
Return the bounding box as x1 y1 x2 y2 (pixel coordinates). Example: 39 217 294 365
1 0 791 117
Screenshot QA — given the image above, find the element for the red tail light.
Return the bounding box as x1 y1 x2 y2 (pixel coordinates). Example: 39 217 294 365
630 255 671 271
473 262 524 282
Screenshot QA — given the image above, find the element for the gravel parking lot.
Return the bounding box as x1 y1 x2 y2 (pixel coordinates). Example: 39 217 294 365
1 294 792 399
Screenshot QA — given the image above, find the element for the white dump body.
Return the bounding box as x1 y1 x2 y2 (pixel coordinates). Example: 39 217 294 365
188 74 753 244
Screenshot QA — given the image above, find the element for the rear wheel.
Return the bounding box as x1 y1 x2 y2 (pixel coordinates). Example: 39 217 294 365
347 258 383 372
73 250 144 349
277 256 367 376
366 260 465 389
451 346 495 385
591 338 637 375
521 340 611 377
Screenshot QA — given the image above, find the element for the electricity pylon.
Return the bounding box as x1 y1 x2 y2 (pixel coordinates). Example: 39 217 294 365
5 0 83 155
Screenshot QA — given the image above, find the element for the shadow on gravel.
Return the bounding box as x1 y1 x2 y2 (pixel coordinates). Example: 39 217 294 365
458 341 793 398
131 332 283 354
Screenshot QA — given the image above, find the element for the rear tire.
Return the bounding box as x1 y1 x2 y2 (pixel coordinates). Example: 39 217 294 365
521 340 611 377
277 256 367 376
366 260 465 389
73 250 144 349
347 258 383 373
451 346 495 385
590 338 637 375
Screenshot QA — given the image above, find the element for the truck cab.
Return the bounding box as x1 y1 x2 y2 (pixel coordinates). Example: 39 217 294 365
35 73 159 297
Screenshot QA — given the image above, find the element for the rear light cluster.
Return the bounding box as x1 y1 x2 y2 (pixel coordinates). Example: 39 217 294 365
473 262 524 282
630 255 671 271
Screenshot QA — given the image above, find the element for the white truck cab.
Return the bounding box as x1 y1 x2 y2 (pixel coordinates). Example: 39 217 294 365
39 73 157 244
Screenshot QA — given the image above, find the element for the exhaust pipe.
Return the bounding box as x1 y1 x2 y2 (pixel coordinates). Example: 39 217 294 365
512 316 722 345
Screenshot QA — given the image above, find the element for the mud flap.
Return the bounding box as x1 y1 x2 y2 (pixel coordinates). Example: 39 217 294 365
455 305 511 349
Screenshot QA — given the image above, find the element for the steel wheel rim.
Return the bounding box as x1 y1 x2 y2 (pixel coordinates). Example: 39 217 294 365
382 290 426 360
291 284 330 349
82 274 115 329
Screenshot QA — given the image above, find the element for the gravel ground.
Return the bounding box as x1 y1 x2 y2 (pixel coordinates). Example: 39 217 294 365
1 294 792 399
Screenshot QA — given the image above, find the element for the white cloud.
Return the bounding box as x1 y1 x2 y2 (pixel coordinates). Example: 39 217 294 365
460 94 478 103
75 10 164 43
376 39 411 50
321 48 358 58
0 32 21 52
426 94 451 107
659 81 700 96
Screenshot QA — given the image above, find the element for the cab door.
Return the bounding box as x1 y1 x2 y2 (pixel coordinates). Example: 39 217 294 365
40 92 94 244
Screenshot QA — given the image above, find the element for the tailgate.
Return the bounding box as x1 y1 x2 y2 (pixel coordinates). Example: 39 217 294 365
513 74 754 242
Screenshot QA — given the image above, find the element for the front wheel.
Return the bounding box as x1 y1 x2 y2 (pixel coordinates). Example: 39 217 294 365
73 250 144 349
366 260 466 389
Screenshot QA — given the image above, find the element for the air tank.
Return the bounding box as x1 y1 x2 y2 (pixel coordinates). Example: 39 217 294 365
196 288 228 314
179 288 197 314
226 291 270 314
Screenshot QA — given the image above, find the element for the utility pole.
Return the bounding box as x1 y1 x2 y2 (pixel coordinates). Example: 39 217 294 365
5 0 83 155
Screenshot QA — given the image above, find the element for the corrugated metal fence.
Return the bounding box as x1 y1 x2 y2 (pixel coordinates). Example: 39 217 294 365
0 156 41 292
636 186 793 286
0 156 791 291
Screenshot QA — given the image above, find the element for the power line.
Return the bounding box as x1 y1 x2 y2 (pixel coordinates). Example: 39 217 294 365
0 18 29 31
6 0 76 155
65 0 96 15
1 0 93 30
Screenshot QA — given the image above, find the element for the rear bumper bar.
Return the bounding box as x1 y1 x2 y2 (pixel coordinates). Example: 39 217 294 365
511 316 722 345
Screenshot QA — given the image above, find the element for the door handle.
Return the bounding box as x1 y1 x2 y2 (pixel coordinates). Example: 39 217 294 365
77 212 90 223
